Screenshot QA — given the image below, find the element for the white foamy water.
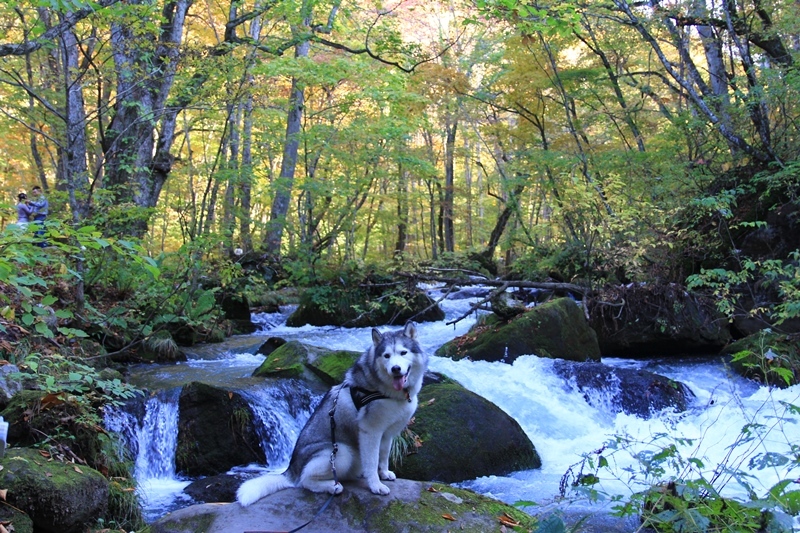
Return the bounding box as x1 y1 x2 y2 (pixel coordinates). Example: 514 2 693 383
118 289 800 526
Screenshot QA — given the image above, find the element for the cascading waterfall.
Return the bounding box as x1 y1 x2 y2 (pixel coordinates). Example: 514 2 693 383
118 291 800 528
104 388 182 480
105 370 323 521
239 380 320 468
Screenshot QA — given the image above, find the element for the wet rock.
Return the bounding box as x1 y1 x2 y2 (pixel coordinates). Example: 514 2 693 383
394 379 541 483
552 360 695 418
176 382 265 476
436 297 601 363
152 479 540 533
588 284 730 357
256 336 287 356
286 288 444 328
184 473 246 503
0 447 108 533
218 293 256 334
252 341 359 385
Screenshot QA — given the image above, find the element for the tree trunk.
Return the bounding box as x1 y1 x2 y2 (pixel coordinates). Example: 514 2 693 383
443 118 457 253
264 36 310 255
104 0 192 234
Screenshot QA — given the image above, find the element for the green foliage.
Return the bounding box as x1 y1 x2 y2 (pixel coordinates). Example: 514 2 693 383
562 395 800 533
0 221 160 341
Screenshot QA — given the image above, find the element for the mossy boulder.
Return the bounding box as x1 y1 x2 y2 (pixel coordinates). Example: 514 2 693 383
0 447 109 533
176 382 265 476
286 287 444 328
588 284 731 357
436 297 601 363
151 479 539 533
252 340 360 385
552 360 695 418
721 331 800 387
394 378 540 483
0 503 34 533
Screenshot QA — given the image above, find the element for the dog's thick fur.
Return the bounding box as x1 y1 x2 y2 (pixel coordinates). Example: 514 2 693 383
237 322 428 506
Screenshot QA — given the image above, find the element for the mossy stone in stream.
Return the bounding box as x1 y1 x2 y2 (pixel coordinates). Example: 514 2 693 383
394 381 541 483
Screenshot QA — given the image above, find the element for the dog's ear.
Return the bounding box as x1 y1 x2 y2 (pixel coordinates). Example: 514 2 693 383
403 322 417 340
372 328 383 345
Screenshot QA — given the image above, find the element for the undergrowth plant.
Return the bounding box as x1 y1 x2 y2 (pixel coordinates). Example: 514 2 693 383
561 388 800 533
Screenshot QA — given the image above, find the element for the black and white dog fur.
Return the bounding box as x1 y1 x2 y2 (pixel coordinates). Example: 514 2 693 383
237 322 428 506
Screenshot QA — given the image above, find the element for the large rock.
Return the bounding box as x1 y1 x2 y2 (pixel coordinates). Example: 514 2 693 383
176 382 266 476
0 447 108 533
152 479 539 533
395 378 540 483
588 284 731 357
436 297 601 363
286 288 444 327
552 360 695 418
252 341 360 385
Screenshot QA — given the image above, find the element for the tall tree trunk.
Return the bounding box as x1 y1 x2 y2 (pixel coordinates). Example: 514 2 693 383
264 35 310 255
395 163 408 255
443 118 457 253
104 0 192 234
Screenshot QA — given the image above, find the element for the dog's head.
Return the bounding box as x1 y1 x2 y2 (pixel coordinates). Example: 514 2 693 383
372 322 424 392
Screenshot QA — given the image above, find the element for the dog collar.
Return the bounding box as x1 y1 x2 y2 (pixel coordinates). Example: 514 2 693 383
349 386 411 410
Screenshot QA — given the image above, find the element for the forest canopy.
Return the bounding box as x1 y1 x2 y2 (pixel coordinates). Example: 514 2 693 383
0 0 798 282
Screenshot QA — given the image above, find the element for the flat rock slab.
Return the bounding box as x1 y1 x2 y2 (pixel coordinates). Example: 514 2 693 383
151 478 536 533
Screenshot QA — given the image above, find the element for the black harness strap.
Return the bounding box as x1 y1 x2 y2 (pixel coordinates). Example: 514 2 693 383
350 386 389 410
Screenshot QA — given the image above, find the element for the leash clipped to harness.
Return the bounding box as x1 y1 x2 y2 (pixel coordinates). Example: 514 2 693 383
243 386 345 533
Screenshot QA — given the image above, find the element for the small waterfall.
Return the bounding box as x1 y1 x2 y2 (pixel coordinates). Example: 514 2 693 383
104 388 182 480
241 380 320 468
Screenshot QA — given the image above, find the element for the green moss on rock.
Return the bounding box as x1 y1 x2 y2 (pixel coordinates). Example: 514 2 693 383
307 350 360 384
394 382 541 483
436 297 601 363
253 341 360 384
252 340 309 379
367 483 538 532
0 448 109 533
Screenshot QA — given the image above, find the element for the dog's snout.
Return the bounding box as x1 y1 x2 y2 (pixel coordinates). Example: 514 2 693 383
391 365 402 375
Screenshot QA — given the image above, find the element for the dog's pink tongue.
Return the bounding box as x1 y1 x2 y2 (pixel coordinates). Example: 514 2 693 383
393 374 408 391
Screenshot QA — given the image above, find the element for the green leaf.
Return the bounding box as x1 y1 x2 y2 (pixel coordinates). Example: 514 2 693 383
35 321 54 338
57 327 89 338
41 295 58 306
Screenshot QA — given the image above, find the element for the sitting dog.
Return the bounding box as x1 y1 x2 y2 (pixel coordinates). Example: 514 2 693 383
237 322 428 506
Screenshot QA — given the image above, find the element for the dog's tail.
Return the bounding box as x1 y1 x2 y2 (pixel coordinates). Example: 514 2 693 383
237 473 294 507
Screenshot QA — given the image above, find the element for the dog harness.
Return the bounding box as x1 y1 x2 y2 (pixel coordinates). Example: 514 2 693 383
349 386 388 410
349 385 411 410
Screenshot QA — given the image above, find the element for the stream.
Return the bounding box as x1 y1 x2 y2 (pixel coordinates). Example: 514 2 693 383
105 288 800 528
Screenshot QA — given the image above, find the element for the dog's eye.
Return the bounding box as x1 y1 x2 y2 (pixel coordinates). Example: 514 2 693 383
400 351 407 355
383 353 390 359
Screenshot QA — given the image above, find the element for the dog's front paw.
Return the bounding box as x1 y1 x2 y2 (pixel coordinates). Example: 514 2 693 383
368 481 391 495
379 470 396 481
328 482 344 495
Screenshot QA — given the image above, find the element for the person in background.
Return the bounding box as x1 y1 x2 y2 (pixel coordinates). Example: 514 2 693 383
29 185 49 246
16 193 34 225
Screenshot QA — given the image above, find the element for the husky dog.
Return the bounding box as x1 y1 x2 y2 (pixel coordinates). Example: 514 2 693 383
237 322 427 506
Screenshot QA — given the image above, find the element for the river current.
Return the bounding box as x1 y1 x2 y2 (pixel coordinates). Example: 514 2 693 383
106 288 800 528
